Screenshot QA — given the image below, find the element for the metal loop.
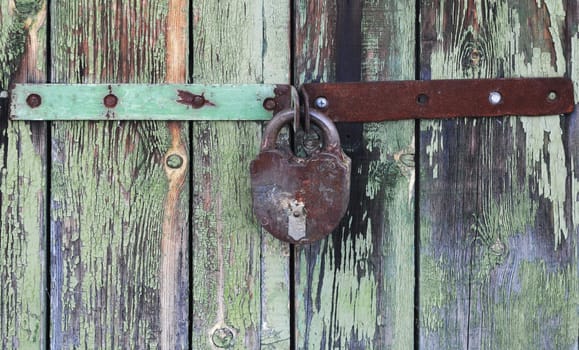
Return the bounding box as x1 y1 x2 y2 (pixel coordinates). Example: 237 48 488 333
291 87 300 132
261 108 340 153
300 86 311 132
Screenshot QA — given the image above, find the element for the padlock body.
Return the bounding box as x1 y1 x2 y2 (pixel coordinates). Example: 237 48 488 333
250 148 351 244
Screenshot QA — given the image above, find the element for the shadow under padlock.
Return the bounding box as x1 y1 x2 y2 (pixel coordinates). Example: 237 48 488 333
250 108 352 244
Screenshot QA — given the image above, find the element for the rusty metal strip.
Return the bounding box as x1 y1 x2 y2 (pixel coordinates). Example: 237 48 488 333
302 78 575 122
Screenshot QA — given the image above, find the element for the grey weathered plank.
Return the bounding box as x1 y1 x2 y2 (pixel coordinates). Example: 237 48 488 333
419 0 578 348
294 1 416 348
0 1 47 348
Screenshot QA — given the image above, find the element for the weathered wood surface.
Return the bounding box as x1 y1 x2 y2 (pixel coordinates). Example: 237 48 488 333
190 1 291 349
2 1 578 349
419 0 579 348
294 1 416 348
0 1 47 348
49 1 189 348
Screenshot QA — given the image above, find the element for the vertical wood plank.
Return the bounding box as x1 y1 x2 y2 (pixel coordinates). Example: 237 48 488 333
0 1 47 348
294 1 416 348
190 1 291 349
50 1 189 348
419 0 578 348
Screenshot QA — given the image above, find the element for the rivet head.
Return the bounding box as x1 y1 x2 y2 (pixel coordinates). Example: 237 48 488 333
192 95 206 108
314 96 329 109
488 91 502 105
103 94 118 108
26 94 42 108
166 154 184 169
263 98 277 111
212 327 235 348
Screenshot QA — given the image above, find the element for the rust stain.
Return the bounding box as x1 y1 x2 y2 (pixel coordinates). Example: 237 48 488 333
176 90 216 108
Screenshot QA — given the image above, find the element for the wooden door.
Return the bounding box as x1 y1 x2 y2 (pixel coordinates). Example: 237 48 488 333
0 1 577 349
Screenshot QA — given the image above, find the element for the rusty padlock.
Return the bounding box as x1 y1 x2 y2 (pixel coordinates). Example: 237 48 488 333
250 108 351 244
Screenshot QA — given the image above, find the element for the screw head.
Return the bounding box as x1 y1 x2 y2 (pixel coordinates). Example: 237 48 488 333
26 94 42 108
314 96 329 109
212 327 235 348
166 154 184 169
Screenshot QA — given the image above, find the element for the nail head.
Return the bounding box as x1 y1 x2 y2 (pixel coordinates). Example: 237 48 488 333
166 154 184 169
212 327 235 348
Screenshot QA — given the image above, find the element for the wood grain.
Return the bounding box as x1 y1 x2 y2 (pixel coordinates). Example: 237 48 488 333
0 1 47 348
50 1 189 348
419 0 578 348
294 1 416 348
190 1 291 349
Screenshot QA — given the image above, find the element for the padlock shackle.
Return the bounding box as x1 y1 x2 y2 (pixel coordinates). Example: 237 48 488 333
261 108 341 153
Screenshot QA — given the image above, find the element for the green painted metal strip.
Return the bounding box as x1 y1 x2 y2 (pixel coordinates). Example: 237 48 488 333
10 84 294 120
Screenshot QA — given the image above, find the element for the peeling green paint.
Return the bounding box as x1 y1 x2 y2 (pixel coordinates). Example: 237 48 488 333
295 1 415 348
420 0 578 348
0 0 47 348
190 1 291 349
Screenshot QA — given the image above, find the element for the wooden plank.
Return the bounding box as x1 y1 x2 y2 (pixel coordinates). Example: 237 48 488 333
294 1 416 348
10 84 291 121
190 0 291 349
419 0 579 348
49 1 189 348
0 1 47 349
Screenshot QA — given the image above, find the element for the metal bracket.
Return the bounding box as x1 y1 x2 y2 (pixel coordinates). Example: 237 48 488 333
302 78 575 122
9 84 295 121
7 78 575 121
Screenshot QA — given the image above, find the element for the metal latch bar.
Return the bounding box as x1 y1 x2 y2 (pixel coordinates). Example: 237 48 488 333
7 78 574 121
10 84 294 121
302 78 574 122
